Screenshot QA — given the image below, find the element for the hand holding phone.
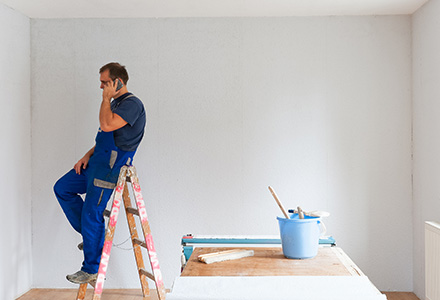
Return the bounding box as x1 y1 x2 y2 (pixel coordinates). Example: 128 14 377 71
102 79 123 101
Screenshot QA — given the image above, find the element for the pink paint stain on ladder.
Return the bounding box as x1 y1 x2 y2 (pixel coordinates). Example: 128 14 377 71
145 233 164 287
94 240 112 294
132 181 148 223
109 185 124 227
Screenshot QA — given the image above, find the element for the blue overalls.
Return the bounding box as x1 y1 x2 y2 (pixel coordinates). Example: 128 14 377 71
54 126 136 274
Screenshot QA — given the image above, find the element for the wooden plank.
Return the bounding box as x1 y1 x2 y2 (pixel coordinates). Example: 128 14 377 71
140 268 156 281
181 247 359 277
198 249 254 264
126 206 139 216
133 238 147 248
382 292 420 300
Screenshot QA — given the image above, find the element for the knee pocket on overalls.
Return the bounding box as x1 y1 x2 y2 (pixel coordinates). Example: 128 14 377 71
93 179 116 206
93 178 116 190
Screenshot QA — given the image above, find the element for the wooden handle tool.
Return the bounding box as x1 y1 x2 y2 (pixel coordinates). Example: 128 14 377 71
268 186 290 219
297 206 304 219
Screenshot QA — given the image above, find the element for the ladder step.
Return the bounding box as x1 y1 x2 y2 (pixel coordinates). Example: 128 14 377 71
133 238 147 249
126 207 139 216
139 268 155 281
103 209 111 218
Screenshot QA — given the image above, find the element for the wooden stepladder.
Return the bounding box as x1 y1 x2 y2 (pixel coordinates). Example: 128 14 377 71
77 165 166 300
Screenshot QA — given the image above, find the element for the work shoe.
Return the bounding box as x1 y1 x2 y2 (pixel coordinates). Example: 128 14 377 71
66 270 97 284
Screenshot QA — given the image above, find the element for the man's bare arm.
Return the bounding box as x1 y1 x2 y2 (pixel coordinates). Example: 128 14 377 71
99 79 128 132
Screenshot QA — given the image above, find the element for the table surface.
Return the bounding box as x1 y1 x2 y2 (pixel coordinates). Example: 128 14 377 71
181 246 364 277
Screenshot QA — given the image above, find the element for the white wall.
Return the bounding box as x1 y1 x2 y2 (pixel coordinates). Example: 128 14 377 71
412 0 440 297
31 16 412 291
0 3 32 300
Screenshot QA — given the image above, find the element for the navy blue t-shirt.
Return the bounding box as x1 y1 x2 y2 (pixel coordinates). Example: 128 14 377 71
110 93 146 152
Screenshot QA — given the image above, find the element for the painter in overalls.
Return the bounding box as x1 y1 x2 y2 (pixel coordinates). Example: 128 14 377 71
54 62 146 284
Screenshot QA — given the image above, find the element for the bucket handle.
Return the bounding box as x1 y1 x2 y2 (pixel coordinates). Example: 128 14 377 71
318 220 327 237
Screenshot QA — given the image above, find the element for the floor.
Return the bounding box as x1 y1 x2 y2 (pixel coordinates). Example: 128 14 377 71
17 289 161 300
17 289 420 300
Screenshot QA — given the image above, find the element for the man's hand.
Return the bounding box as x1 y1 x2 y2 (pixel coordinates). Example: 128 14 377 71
74 156 89 175
74 146 95 174
102 79 118 102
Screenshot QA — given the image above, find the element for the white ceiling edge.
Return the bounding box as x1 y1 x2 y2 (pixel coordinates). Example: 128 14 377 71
0 0 430 18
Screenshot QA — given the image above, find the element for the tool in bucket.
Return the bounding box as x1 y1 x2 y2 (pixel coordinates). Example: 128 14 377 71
288 208 329 234
288 208 330 218
268 186 290 219
76 165 166 300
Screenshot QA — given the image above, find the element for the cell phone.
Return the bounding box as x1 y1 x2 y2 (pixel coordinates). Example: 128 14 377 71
115 79 123 91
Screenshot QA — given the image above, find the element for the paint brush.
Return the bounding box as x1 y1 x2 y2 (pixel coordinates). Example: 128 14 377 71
268 186 290 219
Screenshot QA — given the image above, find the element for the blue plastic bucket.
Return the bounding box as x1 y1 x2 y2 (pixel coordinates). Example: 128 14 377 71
277 214 321 259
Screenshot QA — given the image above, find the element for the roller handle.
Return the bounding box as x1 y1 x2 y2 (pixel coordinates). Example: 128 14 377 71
268 186 290 219
297 206 304 219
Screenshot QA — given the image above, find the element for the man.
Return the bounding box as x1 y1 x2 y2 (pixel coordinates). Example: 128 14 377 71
54 62 146 284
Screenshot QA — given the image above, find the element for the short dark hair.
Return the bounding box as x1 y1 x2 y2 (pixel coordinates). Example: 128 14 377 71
99 62 129 85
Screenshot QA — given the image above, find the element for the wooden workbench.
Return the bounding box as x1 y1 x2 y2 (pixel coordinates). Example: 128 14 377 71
181 247 364 277
171 247 386 300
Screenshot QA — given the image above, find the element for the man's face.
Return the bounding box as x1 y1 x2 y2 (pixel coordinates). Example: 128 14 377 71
100 70 113 89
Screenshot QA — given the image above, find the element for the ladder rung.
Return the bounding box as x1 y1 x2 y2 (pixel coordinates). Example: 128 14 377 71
126 207 139 216
139 268 155 281
133 238 147 249
103 209 111 218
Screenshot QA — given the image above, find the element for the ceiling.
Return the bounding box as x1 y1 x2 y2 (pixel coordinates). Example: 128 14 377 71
0 0 430 18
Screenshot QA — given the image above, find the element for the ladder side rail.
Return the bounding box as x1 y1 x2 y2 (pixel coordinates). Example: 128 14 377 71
122 183 150 297
92 166 128 300
128 166 166 300
76 283 87 300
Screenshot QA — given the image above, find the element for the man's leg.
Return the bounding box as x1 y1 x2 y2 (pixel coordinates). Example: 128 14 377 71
54 169 87 234
80 184 114 275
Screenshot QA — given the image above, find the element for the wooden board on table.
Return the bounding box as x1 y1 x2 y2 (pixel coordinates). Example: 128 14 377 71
181 247 363 277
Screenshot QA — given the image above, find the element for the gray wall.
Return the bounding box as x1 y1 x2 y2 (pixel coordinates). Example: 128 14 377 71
0 3 32 299
413 0 440 297
31 16 412 291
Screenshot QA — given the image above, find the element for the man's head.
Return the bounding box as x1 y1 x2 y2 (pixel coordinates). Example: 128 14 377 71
99 62 129 85
99 63 130 97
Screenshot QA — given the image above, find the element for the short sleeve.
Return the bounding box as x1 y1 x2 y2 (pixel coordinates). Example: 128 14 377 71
113 98 142 126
